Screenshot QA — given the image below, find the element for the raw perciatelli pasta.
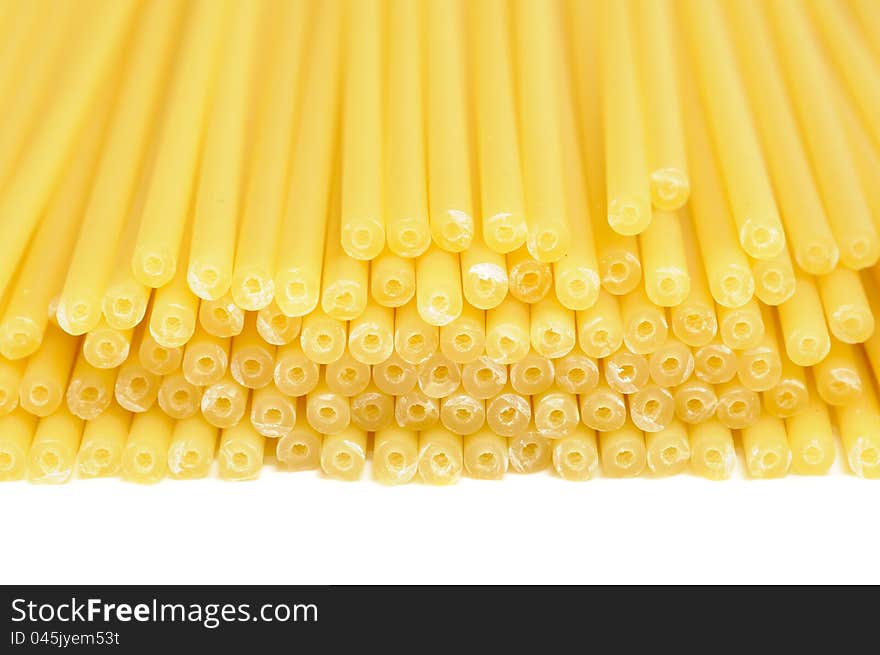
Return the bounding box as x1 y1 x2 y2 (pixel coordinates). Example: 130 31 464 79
0 0 879 485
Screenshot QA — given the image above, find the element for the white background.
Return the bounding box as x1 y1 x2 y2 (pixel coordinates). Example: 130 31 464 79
2 451 878 585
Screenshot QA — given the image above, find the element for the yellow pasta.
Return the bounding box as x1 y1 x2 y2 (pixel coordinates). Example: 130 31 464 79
19 326 78 418
645 418 690 477
834 361 880 480
681 0 785 260
579 383 627 433
157 373 202 420
461 356 507 400
340 0 384 260
777 275 831 367
321 186 369 321
121 405 173 484
373 427 418 485
693 338 737 385
767 0 879 270
485 296 530 365
418 427 463 485
187 1 259 300
629 385 675 433
814 340 863 408
306 381 350 435
601 0 651 236
372 353 418 397
464 428 509 480
648 338 694 388
637 0 689 211
300 309 346 365
862 272 880 382
416 245 463 327
138 330 183 377
148 231 199 348
534 390 579 438
78 402 131 478
132 0 230 288
101 207 151 332
114 350 160 414
603 349 649 395
326 353 372 397
669 209 718 348
230 0 309 311
507 247 553 304
198 293 245 338
395 390 439 431
256 302 302 347
554 349 600 395
681 56 755 308
201 373 248 430
639 211 690 307
250 385 296 438
508 425 552 474
426 0 474 253
320 426 368 482
383 0 430 258
0 358 25 417
394 301 439 366
750 247 796 307
576 290 624 359
0 410 38 482
763 350 810 420
182 327 230 388
718 298 764 352
460 231 509 310
470 0 528 254
593 221 643 297
672 379 718 425
349 302 394 366
817 267 874 345
725 0 839 276
0 0 134 303
741 414 791 479
370 250 416 308
621 286 668 355
229 314 275 389
0 90 104 355
167 414 218 479
82 319 132 370
687 418 735 481
715 380 760 431
555 62 600 311
808 0 880 179
276 406 322 472
736 306 783 393
416 353 461 399
66 352 115 421
218 416 265 481
274 341 320 397
551 425 598 481
599 419 646 478
510 351 555 397
274 1 343 317
350 384 394 433
439 392 485 436
439 304 485 365
485 384 530 438
28 408 85 484
785 387 836 476
530 296 576 359
514 0 570 261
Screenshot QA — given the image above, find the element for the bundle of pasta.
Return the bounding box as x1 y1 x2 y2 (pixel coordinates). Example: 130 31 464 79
1 0 879 485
